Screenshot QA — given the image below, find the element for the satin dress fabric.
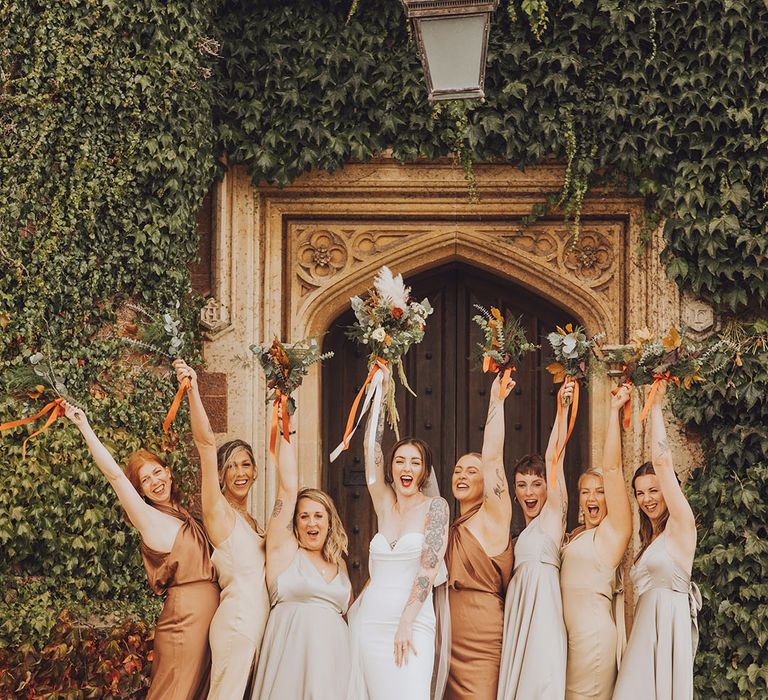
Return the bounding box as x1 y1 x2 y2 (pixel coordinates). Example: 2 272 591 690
250 549 352 700
496 516 567 700
445 504 514 700
207 512 269 700
141 505 220 700
560 528 626 700
612 534 700 700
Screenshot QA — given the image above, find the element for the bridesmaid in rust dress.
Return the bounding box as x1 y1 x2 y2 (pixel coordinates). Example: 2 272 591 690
445 374 515 700
64 403 219 700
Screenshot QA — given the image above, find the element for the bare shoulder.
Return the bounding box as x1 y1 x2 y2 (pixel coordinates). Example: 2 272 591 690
426 496 449 518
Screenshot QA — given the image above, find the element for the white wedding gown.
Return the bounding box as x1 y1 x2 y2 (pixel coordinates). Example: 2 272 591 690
356 532 436 700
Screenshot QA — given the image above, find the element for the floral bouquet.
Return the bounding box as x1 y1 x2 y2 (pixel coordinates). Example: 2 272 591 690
604 326 704 422
1 351 71 457
472 305 538 397
331 267 433 460
121 301 192 432
252 336 333 463
546 323 606 403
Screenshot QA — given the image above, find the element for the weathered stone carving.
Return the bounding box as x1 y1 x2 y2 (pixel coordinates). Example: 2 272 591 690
681 292 715 334
297 228 348 280
200 297 230 333
564 231 614 283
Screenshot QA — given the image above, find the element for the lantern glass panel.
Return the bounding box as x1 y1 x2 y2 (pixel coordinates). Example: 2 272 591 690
419 14 486 96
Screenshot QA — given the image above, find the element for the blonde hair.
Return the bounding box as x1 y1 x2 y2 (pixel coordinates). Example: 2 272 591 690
294 487 348 567
578 468 604 490
216 440 256 489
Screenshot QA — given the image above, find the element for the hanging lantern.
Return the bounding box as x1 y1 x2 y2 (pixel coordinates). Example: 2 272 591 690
400 0 499 101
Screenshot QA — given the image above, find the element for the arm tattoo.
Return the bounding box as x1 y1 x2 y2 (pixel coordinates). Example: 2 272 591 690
493 469 506 499
271 499 283 519
407 575 431 606
485 403 498 426
420 498 448 570
656 438 670 456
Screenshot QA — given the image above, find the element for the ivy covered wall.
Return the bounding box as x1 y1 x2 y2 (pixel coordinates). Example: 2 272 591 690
1 0 767 696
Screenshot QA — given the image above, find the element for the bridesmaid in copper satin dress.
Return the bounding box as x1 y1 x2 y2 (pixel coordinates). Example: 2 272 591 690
445 374 515 700
64 403 218 700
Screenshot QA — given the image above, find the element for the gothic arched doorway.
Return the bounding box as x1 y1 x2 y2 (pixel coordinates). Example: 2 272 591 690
322 263 589 591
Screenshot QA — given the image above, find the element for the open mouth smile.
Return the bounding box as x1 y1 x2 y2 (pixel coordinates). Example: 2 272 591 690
400 475 414 488
524 499 538 509
587 505 599 517
234 478 249 487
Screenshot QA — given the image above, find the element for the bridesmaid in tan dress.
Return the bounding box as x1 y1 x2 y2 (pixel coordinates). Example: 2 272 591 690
560 385 632 700
612 381 699 700
496 381 573 700
446 374 514 700
174 360 269 700
251 423 352 699
63 403 218 699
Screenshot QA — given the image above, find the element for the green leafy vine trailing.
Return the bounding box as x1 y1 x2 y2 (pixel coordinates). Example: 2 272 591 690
0 0 217 657
2 0 768 695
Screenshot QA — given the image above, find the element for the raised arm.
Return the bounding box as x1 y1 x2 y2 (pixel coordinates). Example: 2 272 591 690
362 363 396 517
649 382 696 566
596 385 632 566
62 402 170 550
542 380 573 532
394 497 449 667
480 374 514 525
265 428 300 583
173 359 232 546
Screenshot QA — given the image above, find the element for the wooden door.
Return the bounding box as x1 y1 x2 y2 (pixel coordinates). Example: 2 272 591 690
322 263 587 592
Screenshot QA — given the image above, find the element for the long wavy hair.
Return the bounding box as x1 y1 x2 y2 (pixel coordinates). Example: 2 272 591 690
385 437 434 491
123 450 181 525
632 461 677 559
216 439 256 489
294 487 348 567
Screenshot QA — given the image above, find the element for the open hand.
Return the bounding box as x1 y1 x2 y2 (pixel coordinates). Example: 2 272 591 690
62 401 89 429
393 618 417 668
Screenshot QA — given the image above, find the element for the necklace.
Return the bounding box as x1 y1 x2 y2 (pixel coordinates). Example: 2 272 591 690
226 500 260 533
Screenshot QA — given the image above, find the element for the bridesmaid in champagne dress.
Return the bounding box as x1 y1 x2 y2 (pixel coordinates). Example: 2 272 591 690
63 403 218 699
174 361 269 700
612 381 700 700
560 385 632 700
445 374 514 700
496 381 573 700
251 425 352 699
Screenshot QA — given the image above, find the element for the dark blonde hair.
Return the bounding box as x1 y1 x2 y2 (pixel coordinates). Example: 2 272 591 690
216 440 256 489
385 437 434 491
123 450 180 524
294 488 348 566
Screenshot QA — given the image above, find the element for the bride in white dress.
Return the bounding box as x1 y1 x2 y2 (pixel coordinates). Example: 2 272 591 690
353 363 450 700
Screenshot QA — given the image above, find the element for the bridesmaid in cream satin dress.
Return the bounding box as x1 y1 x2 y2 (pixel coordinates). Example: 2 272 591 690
612 381 700 700
174 360 269 700
252 420 352 699
560 385 632 700
496 381 573 700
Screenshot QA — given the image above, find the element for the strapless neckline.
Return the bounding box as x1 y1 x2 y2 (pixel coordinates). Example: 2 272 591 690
371 531 424 552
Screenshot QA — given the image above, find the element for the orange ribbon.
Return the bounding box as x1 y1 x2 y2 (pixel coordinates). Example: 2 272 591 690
163 377 190 433
482 356 515 399
269 390 291 466
335 358 388 457
0 397 66 458
550 378 580 488
611 380 633 430
639 372 674 423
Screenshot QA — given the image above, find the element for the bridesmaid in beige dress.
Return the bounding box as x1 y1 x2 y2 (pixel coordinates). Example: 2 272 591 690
560 385 632 700
613 381 700 700
251 423 352 699
63 404 218 699
496 381 574 700
174 360 269 700
446 374 514 700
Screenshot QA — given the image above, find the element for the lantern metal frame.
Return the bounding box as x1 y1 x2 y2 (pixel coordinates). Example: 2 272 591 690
401 0 499 101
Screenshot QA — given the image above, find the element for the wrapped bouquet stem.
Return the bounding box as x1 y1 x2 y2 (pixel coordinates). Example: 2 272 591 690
331 266 433 461
253 336 333 465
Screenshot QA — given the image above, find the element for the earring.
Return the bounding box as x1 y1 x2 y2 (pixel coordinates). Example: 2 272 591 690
578 507 585 525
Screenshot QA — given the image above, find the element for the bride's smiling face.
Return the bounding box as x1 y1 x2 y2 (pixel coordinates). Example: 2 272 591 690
391 443 425 496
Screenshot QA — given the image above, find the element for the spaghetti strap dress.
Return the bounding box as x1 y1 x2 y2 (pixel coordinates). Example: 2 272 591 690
141 505 220 700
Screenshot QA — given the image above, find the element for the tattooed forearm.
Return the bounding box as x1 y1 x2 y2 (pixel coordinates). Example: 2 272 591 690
485 403 498 426
406 576 431 606
271 499 283 519
493 468 506 499
420 498 449 570
656 438 670 456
